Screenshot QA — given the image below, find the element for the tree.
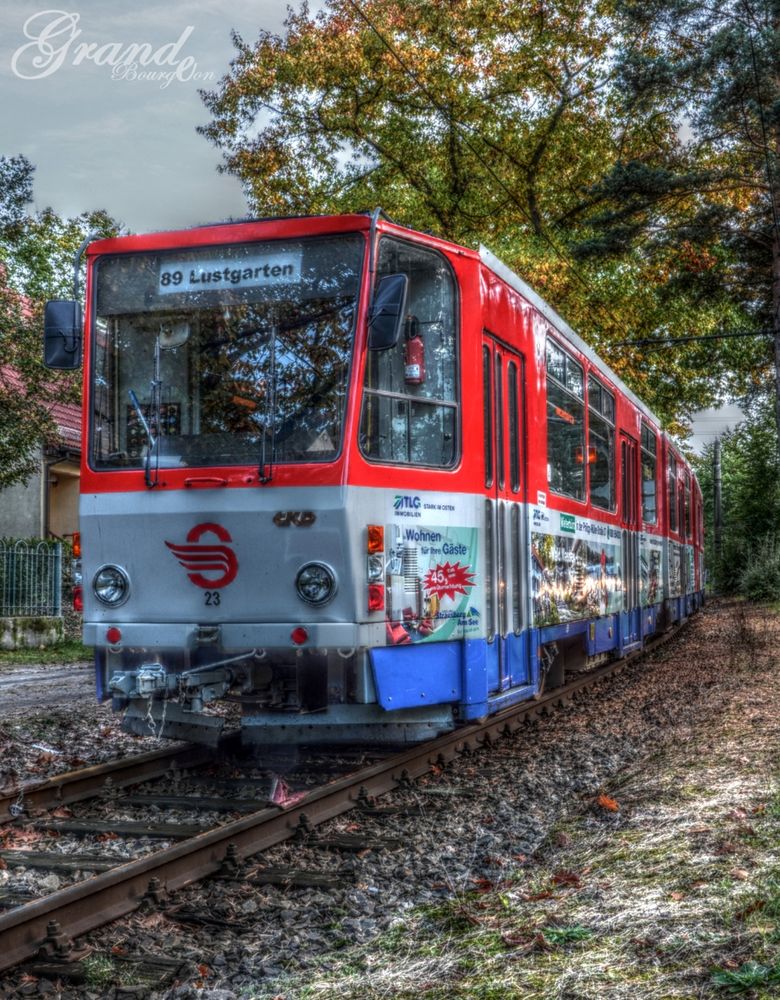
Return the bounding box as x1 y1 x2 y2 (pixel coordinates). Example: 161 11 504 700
199 0 757 429
0 157 120 490
695 399 780 593
577 0 780 448
0 155 34 232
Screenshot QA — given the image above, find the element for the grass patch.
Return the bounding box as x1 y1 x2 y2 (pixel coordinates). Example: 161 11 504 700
82 955 116 988
542 924 593 946
711 961 780 993
0 638 92 665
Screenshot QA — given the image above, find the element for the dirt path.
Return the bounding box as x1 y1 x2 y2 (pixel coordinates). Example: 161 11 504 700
0 662 94 711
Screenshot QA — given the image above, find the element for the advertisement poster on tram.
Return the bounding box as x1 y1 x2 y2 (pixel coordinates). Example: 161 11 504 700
668 544 683 598
383 522 480 645
640 534 663 607
530 508 622 626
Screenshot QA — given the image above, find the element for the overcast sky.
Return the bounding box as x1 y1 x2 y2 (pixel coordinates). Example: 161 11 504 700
0 1 288 231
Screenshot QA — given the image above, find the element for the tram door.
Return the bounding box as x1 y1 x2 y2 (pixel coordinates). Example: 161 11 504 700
620 432 641 647
482 335 528 692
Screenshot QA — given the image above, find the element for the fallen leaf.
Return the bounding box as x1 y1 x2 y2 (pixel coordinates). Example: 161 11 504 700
501 933 537 954
596 794 620 812
730 868 750 881
735 900 765 920
197 963 211 978
1 828 46 848
552 870 581 887
670 891 685 901
520 890 554 902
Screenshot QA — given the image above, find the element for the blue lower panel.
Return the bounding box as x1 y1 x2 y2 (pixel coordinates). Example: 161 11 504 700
506 631 531 688
370 642 462 711
586 616 619 656
370 636 524 720
642 604 659 638
487 632 531 694
369 594 701 721
620 609 642 650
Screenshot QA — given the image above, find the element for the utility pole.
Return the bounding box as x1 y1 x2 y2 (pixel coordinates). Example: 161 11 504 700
713 436 722 573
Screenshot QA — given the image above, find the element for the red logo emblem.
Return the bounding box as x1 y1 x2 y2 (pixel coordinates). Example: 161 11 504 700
165 522 239 589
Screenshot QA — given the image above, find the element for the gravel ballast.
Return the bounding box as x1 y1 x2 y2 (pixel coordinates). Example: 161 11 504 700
0 600 777 999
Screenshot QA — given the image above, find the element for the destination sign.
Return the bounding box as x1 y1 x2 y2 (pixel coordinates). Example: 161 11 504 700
158 251 302 295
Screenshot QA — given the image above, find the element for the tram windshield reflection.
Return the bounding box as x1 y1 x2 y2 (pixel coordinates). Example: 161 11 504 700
91 235 363 469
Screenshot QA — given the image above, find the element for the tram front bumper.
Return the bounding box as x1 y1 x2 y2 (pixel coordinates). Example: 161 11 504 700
83 620 386 651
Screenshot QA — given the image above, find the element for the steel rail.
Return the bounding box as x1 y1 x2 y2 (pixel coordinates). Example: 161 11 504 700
0 744 210 824
0 622 687 973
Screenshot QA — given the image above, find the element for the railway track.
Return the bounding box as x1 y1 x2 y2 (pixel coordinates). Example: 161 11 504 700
0 623 686 977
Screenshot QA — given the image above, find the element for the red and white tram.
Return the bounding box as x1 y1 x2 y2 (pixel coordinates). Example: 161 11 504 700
44 211 704 745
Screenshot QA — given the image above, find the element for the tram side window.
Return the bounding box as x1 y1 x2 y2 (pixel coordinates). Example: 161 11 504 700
684 474 692 540
668 454 678 533
546 339 585 501
587 375 615 510
360 238 458 466
483 346 493 487
641 422 658 524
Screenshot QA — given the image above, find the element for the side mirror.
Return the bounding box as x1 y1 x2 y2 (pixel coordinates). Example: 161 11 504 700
44 300 83 369
368 273 408 351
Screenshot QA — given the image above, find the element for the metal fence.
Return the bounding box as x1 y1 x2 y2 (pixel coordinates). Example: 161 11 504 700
0 540 62 617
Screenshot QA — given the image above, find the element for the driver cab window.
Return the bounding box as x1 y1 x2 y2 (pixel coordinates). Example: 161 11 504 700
360 238 458 466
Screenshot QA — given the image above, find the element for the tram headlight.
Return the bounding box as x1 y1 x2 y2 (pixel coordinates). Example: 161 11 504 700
295 562 336 607
93 565 130 607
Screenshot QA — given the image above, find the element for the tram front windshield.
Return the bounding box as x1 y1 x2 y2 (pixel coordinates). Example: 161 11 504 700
91 235 363 469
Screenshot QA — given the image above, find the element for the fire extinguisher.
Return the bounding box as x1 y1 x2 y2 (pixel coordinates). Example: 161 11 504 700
403 315 425 384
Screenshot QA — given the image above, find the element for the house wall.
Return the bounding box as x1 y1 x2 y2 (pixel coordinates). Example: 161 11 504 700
0 446 44 538
48 459 80 539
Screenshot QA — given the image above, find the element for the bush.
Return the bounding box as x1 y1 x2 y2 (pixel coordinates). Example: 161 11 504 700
739 534 780 601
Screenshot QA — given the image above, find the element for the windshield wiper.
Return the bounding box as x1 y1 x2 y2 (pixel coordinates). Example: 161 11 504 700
129 388 160 489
